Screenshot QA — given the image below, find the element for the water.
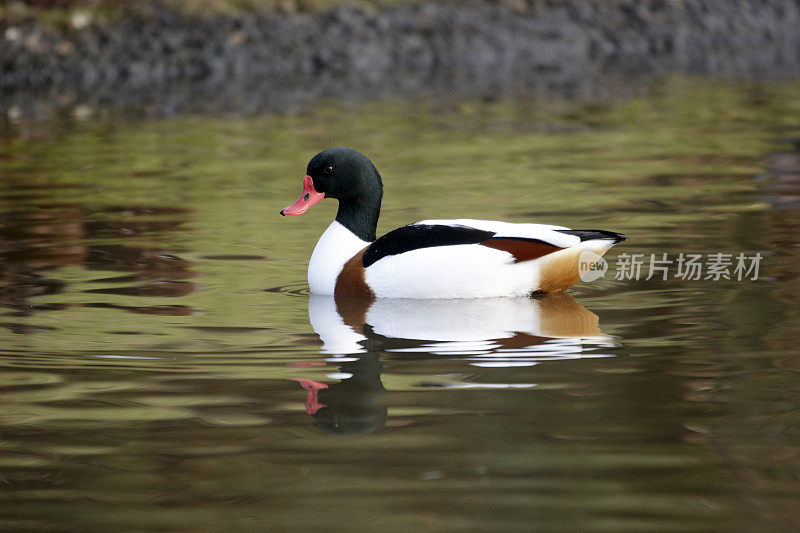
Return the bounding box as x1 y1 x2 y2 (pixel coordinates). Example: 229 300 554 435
1 79 799 531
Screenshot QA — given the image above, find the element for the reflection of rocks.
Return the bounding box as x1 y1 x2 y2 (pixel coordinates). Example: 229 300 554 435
0 206 86 266
0 270 65 319
0 204 85 317
3 0 800 117
84 280 195 297
764 145 800 210
0 180 195 322
83 302 196 316
763 138 800 289
85 246 195 280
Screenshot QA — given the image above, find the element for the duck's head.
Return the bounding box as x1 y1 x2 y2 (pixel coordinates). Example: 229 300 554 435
281 148 383 241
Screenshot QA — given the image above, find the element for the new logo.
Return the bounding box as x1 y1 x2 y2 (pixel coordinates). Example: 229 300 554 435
578 250 608 282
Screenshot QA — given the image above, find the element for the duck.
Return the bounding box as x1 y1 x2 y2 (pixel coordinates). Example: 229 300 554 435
281 148 625 299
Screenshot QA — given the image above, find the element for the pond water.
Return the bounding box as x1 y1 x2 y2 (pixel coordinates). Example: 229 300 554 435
1 79 799 531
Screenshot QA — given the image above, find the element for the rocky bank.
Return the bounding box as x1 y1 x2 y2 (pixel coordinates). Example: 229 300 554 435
2 0 800 117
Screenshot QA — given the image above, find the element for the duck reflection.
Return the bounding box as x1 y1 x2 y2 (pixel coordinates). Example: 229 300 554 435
293 352 386 435
294 293 614 434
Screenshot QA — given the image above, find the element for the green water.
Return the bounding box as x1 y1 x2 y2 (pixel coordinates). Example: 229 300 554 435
1 79 799 531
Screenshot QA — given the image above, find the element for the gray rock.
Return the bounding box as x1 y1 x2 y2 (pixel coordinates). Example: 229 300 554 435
1 0 800 118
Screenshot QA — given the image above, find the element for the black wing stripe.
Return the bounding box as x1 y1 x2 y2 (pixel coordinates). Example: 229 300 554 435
362 224 495 268
556 229 626 243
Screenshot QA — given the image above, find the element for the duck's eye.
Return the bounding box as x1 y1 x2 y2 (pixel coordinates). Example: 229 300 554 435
323 165 334 175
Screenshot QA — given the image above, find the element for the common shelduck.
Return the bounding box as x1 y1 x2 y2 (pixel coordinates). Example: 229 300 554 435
281 148 625 299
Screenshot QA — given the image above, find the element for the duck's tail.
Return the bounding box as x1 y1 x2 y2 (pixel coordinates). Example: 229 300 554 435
556 229 627 244
534 230 626 292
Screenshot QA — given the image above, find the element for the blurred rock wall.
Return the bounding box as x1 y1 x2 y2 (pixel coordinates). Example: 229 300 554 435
2 0 800 116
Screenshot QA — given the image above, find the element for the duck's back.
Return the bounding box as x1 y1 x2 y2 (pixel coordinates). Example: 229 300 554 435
334 219 624 299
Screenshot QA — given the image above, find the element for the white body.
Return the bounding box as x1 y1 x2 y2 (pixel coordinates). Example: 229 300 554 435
308 219 618 298
308 221 370 295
